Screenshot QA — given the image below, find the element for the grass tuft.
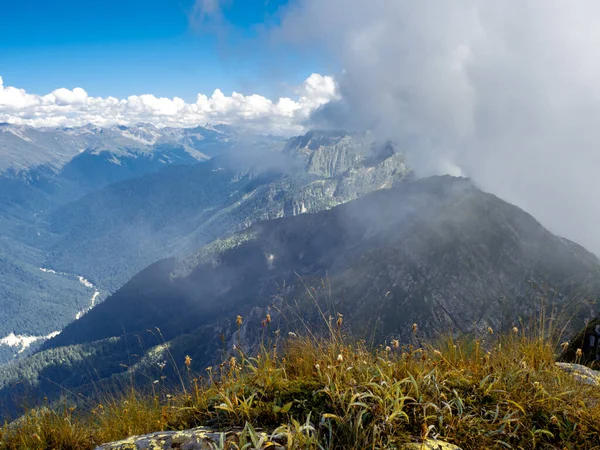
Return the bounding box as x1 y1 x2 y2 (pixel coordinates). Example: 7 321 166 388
2 322 600 449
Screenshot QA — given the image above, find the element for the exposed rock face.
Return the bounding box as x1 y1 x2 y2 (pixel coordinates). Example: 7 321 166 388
560 318 600 367
96 429 460 450
556 362 600 386
285 130 400 178
95 427 225 450
95 427 281 450
401 440 462 450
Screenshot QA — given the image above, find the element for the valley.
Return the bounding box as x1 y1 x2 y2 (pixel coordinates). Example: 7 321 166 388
0 242 103 361
0 123 249 365
0 125 409 367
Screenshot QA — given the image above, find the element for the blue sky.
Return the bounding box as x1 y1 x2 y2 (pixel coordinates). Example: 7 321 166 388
0 0 328 100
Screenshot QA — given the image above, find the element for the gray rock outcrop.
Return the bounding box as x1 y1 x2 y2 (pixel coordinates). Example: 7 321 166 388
556 362 600 386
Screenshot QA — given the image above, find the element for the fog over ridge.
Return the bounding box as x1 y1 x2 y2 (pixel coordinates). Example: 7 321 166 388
265 0 600 256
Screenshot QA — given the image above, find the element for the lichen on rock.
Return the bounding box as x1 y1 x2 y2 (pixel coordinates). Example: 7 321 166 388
401 439 463 450
556 362 600 386
95 427 226 450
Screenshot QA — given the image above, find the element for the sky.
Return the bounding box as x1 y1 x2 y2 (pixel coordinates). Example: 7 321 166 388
0 0 325 99
2 0 600 255
0 0 338 133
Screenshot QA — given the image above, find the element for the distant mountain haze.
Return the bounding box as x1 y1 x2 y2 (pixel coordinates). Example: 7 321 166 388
0 125 407 364
0 123 270 363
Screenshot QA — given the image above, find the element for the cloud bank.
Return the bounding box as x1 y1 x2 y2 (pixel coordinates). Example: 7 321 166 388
0 74 337 135
277 0 600 255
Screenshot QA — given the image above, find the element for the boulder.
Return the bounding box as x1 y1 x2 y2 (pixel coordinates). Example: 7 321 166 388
559 318 600 367
96 428 463 450
556 362 600 386
95 427 229 450
401 440 463 450
95 426 287 450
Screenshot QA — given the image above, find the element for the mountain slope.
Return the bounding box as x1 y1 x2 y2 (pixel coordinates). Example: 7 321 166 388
1 175 595 418
0 123 236 174
43 132 408 292
0 129 408 364
0 124 277 363
51 176 600 350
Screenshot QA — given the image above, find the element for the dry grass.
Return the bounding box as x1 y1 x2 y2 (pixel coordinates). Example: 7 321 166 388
2 320 600 450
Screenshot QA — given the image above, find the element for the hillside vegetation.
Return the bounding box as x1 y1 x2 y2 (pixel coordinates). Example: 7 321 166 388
2 176 598 420
1 316 599 450
0 128 408 366
0 123 281 363
44 132 407 293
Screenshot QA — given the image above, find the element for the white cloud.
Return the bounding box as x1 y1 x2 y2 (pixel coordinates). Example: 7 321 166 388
0 74 338 135
50 87 89 106
278 0 600 255
0 77 40 111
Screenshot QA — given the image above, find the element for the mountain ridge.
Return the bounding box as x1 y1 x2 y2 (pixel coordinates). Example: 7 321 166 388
0 128 409 363
51 175 599 349
1 175 599 418
0 175 586 418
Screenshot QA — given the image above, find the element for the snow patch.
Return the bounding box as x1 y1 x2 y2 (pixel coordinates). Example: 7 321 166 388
41 268 101 319
0 331 60 354
120 130 158 145
78 276 94 289
76 290 100 320
7 127 34 143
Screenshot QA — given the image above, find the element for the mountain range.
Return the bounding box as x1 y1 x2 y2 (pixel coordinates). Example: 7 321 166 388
0 124 599 420
50 174 600 348
2 173 600 418
0 125 407 364
0 122 248 173
0 123 274 361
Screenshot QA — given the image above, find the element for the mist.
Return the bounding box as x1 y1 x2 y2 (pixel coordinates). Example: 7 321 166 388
269 0 600 256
